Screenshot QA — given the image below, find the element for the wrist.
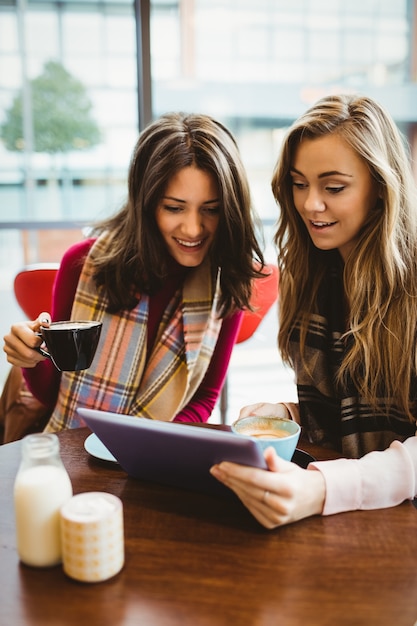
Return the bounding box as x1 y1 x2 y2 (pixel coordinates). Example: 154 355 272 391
306 467 326 515
281 402 300 423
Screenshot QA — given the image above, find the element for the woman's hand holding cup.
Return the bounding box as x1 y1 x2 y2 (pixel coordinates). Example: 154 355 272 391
4 313 102 372
3 312 52 368
239 402 290 420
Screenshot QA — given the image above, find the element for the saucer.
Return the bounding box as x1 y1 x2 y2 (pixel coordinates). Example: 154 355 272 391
84 433 117 463
291 448 316 468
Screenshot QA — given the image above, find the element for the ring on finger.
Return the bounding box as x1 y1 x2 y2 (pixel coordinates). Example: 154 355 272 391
262 490 270 504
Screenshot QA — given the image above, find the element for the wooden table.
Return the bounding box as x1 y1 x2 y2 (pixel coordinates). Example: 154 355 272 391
1 426 417 626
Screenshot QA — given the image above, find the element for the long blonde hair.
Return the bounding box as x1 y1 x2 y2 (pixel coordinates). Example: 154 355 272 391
272 93 417 419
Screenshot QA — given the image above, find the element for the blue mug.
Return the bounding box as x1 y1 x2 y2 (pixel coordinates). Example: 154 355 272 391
231 415 301 461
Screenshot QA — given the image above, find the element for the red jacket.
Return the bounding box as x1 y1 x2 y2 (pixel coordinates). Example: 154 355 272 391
23 239 243 423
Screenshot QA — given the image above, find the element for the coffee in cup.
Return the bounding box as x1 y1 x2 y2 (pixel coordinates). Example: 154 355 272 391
37 321 102 372
231 415 300 461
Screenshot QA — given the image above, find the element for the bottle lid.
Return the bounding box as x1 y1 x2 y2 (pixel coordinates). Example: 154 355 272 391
22 433 60 460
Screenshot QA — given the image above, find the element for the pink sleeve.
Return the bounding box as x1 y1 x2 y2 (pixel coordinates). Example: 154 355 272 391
308 434 417 515
22 239 94 408
173 310 243 423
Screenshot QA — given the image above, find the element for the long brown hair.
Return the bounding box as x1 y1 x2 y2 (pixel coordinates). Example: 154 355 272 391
90 112 264 315
272 94 417 419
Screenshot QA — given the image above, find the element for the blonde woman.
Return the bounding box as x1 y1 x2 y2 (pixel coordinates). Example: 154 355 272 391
211 94 417 527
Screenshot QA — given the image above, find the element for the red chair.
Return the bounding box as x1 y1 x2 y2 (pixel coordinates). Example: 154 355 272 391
14 263 60 320
219 264 279 424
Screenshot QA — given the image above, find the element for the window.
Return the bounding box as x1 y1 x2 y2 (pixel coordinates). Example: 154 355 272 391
1 0 415 412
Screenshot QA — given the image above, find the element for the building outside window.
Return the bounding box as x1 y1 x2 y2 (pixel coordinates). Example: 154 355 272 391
1 0 416 415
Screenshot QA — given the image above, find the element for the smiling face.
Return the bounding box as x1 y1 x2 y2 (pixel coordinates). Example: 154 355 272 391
155 165 221 267
290 133 380 262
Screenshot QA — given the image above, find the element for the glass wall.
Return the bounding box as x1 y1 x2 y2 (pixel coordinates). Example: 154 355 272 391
151 0 415 233
0 0 140 390
146 0 417 415
1 0 416 412
1 0 415 259
0 0 138 252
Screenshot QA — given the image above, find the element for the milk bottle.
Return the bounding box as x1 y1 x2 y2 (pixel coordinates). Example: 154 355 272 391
14 433 73 567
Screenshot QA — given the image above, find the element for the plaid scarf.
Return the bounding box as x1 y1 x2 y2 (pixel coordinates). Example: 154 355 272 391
45 234 222 431
290 252 416 458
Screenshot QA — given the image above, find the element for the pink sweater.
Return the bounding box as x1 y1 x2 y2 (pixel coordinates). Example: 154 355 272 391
23 239 243 423
285 402 417 514
309 433 417 514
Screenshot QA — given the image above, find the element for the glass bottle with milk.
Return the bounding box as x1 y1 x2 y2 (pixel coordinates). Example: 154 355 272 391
14 433 73 567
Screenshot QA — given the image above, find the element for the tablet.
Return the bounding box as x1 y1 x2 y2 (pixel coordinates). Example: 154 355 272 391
77 407 268 498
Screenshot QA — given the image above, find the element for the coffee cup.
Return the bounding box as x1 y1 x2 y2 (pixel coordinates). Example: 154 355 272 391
37 321 102 372
231 415 301 461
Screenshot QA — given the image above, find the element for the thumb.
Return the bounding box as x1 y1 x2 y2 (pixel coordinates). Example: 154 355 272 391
38 312 51 325
264 446 292 473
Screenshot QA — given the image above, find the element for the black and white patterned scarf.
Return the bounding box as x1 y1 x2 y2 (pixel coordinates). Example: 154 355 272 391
289 252 416 458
